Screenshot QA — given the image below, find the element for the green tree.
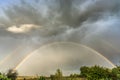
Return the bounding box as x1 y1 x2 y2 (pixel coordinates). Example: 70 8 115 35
70 73 79 78
6 69 18 80
80 65 111 80
55 69 63 80
0 74 11 80
50 75 55 80
38 76 46 80
80 66 90 78
111 66 120 80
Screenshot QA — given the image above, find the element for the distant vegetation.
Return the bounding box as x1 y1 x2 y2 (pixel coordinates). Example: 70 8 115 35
0 69 18 80
6 69 18 80
0 65 120 80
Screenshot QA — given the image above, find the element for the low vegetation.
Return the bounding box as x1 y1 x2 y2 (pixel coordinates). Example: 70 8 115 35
0 73 11 80
0 65 120 80
0 69 18 80
6 69 18 80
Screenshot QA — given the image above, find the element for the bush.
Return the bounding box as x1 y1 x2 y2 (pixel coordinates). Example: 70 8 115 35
0 74 11 80
6 69 18 80
38 76 46 80
80 65 111 80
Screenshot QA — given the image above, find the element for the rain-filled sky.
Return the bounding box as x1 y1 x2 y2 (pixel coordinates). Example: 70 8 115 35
0 0 120 75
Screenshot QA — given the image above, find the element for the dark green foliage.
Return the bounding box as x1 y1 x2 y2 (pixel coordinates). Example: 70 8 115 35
50 69 63 80
1 65 120 80
0 73 11 80
6 69 18 80
70 73 79 78
80 66 90 78
38 76 46 80
80 65 112 80
50 75 55 80
111 66 120 80
55 69 63 80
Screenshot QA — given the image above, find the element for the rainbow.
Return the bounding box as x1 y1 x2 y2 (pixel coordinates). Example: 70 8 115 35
0 46 23 66
14 42 116 70
102 39 120 53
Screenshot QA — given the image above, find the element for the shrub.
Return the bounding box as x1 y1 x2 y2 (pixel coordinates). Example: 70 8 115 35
38 76 46 80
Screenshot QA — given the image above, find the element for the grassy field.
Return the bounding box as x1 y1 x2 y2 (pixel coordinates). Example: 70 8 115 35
17 76 86 80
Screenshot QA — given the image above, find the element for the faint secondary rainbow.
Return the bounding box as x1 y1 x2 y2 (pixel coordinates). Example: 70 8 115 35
14 42 116 70
0 46 22 66
102 39 120 53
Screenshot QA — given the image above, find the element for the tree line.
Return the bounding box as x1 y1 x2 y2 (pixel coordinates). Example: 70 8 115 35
80 65 120 80
38 65 120 80
0 65 120 80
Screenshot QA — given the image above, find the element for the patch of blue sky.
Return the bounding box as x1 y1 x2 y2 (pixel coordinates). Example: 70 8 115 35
0 0 54 19
0 0 20 7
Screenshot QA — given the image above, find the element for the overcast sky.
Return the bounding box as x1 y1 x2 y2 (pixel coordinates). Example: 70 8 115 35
0 0 120 75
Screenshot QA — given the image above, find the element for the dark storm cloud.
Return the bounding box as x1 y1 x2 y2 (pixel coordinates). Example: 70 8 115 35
0 0 119 36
